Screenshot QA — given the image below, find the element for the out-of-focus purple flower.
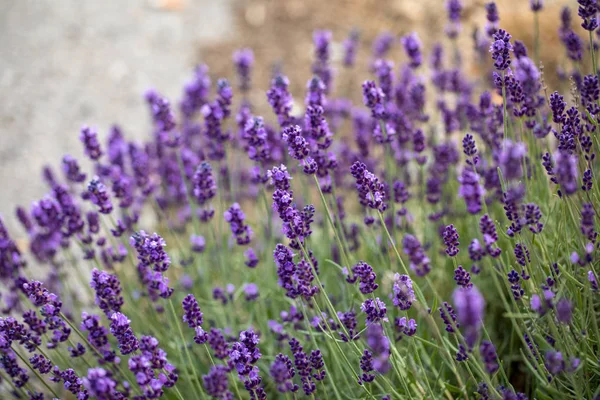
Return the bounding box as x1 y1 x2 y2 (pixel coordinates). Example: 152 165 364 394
530 0 543 11
372 32 394 58
180 64 210 119
365 324 390 374
458 168 484 214
244 248 258 268
545 351 565 376
497 140 526 181
266 75 294 127
555 298 572 324
312 30 333 93
445 0 463 38
190 234 205 253
83 367 119 399
243 283 259 301
589 271 598 290
62 155 86 183
531 289 554 316
343 29 360 67
401 32 422 68
80 126 103 161
562 30 583 61
203 365 233 399
233 48 254 92
452 285 485 348
402 234 431 276
555 151 578 196
489 29 513 70
373 59 394 100
270 353 298 393
87 177 113 214
485 2 499 35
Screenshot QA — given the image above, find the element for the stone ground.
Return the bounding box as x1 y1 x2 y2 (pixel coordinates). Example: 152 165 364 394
0 0 234 232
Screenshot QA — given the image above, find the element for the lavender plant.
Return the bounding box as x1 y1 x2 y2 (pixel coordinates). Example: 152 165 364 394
1 2 600 399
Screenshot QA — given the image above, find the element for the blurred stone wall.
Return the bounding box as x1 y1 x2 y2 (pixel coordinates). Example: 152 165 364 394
0 0 233 232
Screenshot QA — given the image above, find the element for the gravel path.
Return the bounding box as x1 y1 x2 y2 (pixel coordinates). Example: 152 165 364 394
0 0 233 232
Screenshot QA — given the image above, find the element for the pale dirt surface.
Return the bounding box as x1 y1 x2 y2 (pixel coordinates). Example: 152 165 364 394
0 0 234 231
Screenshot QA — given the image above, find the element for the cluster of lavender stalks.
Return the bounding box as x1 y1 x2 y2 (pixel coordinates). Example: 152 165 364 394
2 1 600 399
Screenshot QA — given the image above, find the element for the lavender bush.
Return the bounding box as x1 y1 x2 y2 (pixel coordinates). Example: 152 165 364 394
1 1 600 399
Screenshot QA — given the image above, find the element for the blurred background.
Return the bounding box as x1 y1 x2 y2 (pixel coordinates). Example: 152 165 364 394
0 0 573 232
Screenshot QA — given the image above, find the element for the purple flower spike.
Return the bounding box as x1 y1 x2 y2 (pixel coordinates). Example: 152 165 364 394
361 298 388 324
90 268 124 316
443 224 460 257
489 29 513 70
346 261 379 294
282 125 309 161
350 161 387 212
109 312 139 355
578 0 598 31
392 273 416 310
224 203 252 246
193 162 217 206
